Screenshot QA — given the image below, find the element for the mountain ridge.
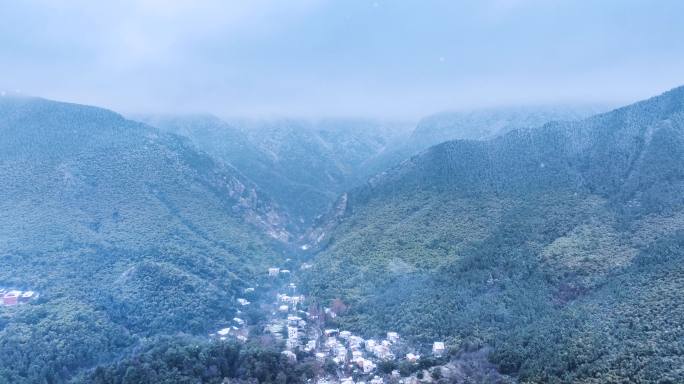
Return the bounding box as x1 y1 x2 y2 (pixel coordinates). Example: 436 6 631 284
351 85 684 210
0 96 294 383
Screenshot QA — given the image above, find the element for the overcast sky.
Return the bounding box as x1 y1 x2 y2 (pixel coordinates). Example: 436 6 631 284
2 0 684 118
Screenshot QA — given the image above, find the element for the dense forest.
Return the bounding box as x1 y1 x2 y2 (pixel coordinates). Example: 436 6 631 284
79 337 316 384
0 97 292 383
302 86 684 382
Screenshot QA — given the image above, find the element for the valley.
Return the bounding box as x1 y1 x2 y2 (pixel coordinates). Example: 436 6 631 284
1 87 683 383
3 2 683 383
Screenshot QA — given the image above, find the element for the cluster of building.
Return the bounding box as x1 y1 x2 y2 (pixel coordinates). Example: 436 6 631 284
318 329 422 376
209 294 254 343
277 291 305 313
265 264 449 384
0 289 36 306
267 303 312 352
210 315 248 343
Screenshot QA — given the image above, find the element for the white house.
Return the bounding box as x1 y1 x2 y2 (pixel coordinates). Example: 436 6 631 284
337 346 348 362
237 298 250 306
323 307 337 319
325 337 339 350
268 267 280 276
432 341 446 356
363 359 376 373
405 353 420 363
387 332 399 343
233 317 245 326
305 339 317 352
278 294 291 303
281 350 297 362
287 325 298 340
373 345 392 360
349 336 364 349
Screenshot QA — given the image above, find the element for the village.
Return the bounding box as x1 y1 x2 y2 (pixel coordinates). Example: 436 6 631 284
0 288 38 306
210 264 450 384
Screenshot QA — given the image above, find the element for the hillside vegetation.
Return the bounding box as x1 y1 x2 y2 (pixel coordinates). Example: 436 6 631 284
303 86 684 382
142 115 413 227
0 97 290 383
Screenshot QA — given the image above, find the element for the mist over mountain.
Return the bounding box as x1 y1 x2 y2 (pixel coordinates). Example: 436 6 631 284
141 115 414 227
356 105 606 185
3 1 684 382
411 105 607 146
140 106 601 231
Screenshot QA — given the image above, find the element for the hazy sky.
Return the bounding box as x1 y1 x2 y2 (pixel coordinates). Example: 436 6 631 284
2 0 684 118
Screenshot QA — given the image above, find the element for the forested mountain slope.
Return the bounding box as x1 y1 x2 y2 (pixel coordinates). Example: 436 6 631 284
360 105 606 194
0 97 291 383
142 116 413 227
303 86 684 382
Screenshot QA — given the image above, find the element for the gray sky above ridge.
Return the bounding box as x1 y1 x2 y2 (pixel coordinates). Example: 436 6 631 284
1 0 684 119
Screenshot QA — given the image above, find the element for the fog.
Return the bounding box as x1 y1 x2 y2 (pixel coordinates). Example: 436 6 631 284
2 0 684 118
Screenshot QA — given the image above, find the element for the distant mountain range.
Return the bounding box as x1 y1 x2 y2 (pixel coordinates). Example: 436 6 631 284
411 105 607 145
140 106 602 232
303 87 684 382
139 115 414 228
343 105 608 193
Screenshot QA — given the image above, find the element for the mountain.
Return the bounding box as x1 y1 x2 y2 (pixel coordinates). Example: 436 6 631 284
2 89 681 383
302 87 684 382
142 115 414 228
356 105 607 191
141 108 599 233
409 105 607 148
0 97 291 383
